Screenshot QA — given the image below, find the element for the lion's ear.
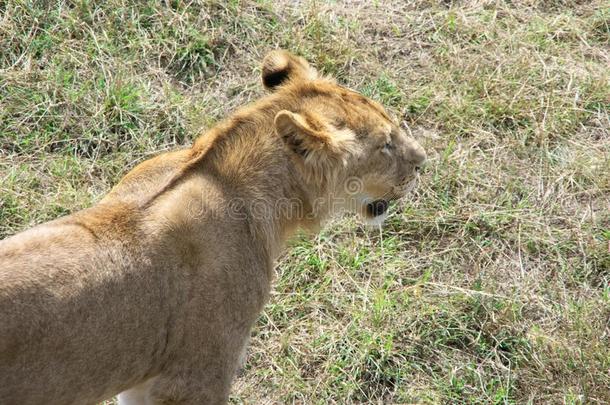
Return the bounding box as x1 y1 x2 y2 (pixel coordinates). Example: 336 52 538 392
274 110 356 163
261 50 318 90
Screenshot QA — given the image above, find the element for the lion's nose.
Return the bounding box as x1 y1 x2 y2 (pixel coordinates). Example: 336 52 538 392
408 140 427 168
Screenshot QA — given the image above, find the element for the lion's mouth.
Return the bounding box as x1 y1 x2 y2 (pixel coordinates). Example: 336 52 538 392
366 199 389 217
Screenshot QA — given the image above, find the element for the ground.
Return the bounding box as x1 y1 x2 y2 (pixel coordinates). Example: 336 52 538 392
1 0 609 404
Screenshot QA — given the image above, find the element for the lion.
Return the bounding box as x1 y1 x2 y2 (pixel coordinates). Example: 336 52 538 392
0 50 426 405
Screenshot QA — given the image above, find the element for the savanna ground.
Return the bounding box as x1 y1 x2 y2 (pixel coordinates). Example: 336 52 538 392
1 0 609 403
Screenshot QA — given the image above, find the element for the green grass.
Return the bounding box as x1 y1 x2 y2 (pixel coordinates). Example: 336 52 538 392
1 0 609 404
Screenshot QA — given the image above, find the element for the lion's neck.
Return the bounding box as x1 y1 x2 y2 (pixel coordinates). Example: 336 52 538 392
183 94 330 260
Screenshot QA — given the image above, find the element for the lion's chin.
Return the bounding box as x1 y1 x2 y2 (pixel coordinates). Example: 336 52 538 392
361 210 390 228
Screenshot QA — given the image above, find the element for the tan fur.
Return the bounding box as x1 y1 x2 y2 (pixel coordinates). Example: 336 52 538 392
0 50 426 405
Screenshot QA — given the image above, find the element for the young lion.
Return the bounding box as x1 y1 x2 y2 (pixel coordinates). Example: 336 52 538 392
0 50 426 405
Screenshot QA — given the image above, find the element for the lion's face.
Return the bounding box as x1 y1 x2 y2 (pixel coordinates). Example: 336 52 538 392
338 92 426 226
262 50 426 226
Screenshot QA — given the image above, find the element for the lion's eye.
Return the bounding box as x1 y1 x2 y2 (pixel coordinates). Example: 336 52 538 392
382 142 393 152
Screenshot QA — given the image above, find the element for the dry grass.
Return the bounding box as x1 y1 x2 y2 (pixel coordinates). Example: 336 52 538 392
1 0 609 404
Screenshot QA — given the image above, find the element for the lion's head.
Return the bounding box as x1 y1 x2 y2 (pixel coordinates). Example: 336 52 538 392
262 50 426 226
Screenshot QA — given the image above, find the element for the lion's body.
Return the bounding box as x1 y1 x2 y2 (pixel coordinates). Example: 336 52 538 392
1 192 263 403
0 120 280 404
0 51 425 404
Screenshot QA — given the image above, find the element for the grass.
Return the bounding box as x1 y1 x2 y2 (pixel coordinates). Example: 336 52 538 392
1 0 609 403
